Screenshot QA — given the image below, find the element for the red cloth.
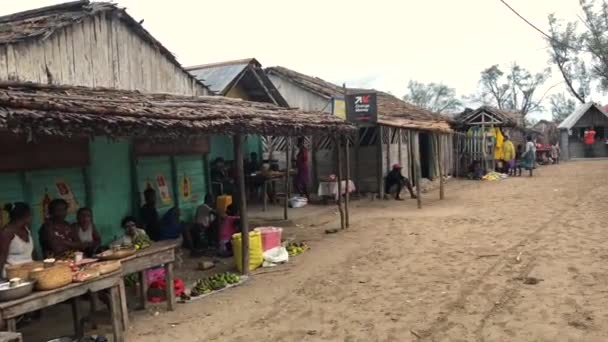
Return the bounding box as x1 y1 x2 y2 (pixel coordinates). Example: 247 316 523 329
584 130 596 145
148 277 185 303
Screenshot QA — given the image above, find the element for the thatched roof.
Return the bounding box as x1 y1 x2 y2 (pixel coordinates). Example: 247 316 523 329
266 66 452 133
0 0 209 91
0 82 354 139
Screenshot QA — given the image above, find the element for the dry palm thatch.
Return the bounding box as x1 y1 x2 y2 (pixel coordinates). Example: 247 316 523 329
266 66 452 132
0 82 355 139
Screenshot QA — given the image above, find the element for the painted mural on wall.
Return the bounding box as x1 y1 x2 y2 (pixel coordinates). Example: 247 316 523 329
181 174 192 201
156 174 172 205
56 179 79 214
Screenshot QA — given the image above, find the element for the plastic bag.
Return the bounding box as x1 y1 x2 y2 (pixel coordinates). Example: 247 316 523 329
262 246 289 267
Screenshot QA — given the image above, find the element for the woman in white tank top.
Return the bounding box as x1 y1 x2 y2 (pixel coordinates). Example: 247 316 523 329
0 202 34 278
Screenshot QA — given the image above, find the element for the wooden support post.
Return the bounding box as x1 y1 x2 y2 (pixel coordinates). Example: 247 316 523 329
71 297 82 338
398 128 403 166
414 131 422 209
386 127 391 173
354 128 361 194
109 286 124 342
336 137 345 230
344 135 350 228
233 134 250 275
139 270 148 310
311 135 319 190
376 126 384 198
441 135 445 199
284 137 291 221
164 262 176 311
118 278 129 330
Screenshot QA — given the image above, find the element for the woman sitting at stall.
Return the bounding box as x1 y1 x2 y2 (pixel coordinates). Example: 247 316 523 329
159 207 191 246
72 207 101 257
111 216 149 247
0 202 34 278
39 199 87 258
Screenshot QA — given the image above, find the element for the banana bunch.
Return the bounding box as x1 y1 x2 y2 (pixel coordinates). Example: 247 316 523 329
133 234 152 250
190 272 241 297
286 242 309 257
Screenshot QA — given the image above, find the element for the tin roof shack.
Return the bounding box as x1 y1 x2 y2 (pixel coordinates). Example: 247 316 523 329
0 0 214 244
558 103 608 160
187 58 288 174
266 66 453 206
0 81 355 273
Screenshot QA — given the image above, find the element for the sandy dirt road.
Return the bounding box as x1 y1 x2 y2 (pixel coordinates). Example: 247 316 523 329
129 160 608 342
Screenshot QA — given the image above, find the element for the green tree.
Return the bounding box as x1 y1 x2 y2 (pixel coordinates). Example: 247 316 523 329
549 93 577 123
403 80 462 114
473 63 551 117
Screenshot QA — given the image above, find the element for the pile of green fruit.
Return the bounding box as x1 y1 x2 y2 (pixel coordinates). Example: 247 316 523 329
133 234 151 250
190 272 241 297
286 242 309 257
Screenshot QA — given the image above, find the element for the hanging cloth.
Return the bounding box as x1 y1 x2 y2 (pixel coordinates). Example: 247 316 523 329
494 128 505 160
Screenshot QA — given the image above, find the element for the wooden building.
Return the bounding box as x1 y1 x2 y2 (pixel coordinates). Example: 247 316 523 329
186 58 288 163
558 103 608 160
0 0 213 249
453 106 530 172
266 66 453 203
0 0 209 95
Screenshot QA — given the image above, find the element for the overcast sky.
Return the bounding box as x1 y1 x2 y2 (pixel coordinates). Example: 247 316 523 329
2 0 593 119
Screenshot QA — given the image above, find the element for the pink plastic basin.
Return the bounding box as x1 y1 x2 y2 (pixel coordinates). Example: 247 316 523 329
254 227 283 251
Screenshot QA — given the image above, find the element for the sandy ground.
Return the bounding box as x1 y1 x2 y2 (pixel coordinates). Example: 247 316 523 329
22 160 608 341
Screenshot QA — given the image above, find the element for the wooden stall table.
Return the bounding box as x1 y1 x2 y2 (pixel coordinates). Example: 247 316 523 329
118 239 179 328
0 271 124 342
317 179 356 201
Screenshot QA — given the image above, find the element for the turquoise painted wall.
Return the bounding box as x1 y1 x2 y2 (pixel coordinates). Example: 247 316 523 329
0 138 212 250
209 134 262 162
89 139 133 244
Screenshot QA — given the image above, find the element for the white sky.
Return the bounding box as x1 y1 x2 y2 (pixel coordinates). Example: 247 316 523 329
2 0 594 119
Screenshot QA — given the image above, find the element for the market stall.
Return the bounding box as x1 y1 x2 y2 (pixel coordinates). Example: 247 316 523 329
0 82 354 287
0 264 124 341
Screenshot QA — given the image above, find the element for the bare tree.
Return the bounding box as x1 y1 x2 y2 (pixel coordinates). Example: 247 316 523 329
403 80 462 115
547 14 591 103
473 63 550 117
549 93 578 123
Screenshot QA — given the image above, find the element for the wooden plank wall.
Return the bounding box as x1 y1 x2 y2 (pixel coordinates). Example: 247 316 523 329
0 13 206 96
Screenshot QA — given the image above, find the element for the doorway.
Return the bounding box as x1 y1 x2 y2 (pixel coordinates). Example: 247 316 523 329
419 132 432 179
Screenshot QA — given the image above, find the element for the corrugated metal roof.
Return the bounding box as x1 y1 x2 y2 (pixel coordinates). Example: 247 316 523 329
558 102 607 130
187 60 251 94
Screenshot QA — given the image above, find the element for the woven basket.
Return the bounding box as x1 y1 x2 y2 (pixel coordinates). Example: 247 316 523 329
91 261 121 275
5 262 44 280
96 248 136 261
29 264 72 291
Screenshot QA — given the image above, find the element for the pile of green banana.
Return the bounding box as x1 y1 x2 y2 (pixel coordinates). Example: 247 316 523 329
190 272 241 297
133 234 151 250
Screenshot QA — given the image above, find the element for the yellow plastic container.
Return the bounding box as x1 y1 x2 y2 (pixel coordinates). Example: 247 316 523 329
216 195 232 217
232 231 264 272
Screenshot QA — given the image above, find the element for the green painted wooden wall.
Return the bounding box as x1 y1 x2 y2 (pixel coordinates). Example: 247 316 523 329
209 134 262 162
0 138 211 250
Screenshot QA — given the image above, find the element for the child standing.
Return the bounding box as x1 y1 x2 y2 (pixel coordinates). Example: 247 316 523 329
218 205 240 257
514 145 523 177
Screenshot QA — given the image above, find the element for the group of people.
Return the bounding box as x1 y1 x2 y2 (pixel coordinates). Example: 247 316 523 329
210 137 311 200
495 135 538 177
0 200 148 277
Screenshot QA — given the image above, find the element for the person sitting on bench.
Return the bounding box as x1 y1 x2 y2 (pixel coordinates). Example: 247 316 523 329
384 164 417 200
